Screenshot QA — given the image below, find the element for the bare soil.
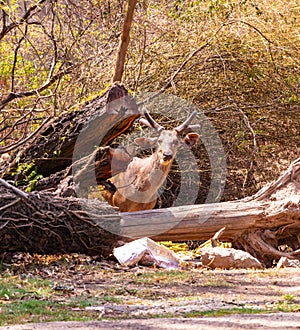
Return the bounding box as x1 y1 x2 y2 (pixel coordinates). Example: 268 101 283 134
1 255 300 329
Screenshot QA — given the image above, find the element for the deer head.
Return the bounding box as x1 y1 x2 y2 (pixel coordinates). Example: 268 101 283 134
135 108 199 166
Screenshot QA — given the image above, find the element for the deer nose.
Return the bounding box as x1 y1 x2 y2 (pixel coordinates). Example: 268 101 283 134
162 152 173 162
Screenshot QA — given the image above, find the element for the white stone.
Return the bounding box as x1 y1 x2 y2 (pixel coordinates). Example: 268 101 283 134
200 247 263 269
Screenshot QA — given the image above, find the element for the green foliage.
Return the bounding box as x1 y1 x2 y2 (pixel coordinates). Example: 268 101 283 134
283 294 295 303
12 162 35 178
12 162 43 191
0 45 48 91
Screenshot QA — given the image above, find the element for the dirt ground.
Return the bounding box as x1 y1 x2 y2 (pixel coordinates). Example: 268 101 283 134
1 255 300 330
1 312 300 330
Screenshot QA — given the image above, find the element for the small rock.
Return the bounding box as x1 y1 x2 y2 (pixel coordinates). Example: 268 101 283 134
200 247 263 269
277 256 300 268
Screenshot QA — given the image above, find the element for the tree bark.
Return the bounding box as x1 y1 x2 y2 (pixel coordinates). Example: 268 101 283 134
0 82 140 257
0 181 121 257
120 158 300 267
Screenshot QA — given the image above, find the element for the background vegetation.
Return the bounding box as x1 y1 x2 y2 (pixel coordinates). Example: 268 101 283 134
0 0 299 201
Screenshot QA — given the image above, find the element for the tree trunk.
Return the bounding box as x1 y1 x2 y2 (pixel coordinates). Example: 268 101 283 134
112 0 138 82
0 83 140 258
120 158 300 267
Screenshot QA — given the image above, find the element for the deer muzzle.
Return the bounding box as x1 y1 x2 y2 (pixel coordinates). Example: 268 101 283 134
162 152 173 162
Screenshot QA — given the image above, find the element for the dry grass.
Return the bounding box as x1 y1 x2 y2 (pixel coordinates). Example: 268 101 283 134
126 0 300 202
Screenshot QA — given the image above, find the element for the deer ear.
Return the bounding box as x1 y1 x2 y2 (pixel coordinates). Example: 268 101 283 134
183 132 199 147
134 137 157 149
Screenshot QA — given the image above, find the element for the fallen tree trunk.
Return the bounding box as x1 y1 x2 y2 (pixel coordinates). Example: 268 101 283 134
1 80 299 266
120 158 300 267
1 158 300 266
2 83 139 189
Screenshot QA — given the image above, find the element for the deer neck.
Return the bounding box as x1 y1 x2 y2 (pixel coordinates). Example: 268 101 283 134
110 151 173 206
129 152 172 194
147 151 172 187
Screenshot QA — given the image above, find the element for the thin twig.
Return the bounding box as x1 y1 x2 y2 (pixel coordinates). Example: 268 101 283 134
0 115 53 153
0 178 28 198
0 65 75 110
0 221 9 230
0 0 47 40
228 19 276 71
229 19 273 44
0 198 20 212
237 107 258 189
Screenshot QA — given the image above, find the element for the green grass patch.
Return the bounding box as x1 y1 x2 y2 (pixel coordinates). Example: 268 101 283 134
202 279 234 288
184 307 268 318
148 306 268 319
276 302 300 313
0 272 125 326
0 274 99 326
0 299 103 326
132 270 192 284
103 295 123 303
275 295 300 313
0 276 53 300
1 262 300 326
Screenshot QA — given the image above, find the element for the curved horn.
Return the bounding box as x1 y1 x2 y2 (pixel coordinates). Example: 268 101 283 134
140 107 164 132
174 110 198 133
